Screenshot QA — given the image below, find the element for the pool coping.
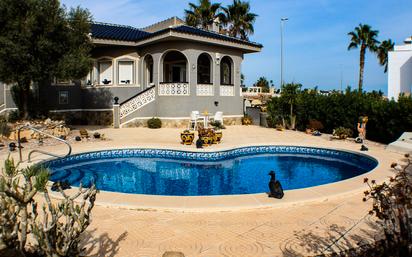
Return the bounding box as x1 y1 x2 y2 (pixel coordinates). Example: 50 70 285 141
46 143 397 212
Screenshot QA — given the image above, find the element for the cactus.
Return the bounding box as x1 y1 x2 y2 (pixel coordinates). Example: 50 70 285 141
0 158 97 256
0 158 49 253
31 183 97 257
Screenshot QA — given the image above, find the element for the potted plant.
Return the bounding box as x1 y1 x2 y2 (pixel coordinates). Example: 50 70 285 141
241 115 253 125
214 130 223 144
198 128 214 146
209 121 224 144
180 129 195 145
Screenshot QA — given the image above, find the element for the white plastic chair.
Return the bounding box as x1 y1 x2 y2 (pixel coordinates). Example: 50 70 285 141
189 111 200 130
212 111 223 124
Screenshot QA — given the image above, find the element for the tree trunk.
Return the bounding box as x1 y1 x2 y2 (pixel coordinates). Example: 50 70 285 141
358 45 366 94
290 103 295 130
18 81 30 119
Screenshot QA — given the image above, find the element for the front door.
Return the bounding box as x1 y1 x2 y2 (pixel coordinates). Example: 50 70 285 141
172 67 180 82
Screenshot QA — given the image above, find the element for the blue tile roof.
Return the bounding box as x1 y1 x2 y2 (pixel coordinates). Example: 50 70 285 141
91 22 262 48
170 25 262 48
91 22 150 41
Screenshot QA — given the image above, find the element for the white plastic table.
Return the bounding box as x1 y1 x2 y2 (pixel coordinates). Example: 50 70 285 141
199 112 213 127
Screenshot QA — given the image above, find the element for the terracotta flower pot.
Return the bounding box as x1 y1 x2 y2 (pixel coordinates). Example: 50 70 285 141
201 136 213 146
180 132 195 145
214 131 223 144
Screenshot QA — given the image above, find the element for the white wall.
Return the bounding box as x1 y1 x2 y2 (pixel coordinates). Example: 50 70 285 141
388 44 412 100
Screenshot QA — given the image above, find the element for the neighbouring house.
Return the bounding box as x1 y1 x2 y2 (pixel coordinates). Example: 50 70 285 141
388 36 412 100
0 17 262 127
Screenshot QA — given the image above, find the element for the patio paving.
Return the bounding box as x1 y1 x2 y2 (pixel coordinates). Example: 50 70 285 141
2 126 404 256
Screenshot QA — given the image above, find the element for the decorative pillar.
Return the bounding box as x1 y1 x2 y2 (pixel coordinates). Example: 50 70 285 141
113 96 120 128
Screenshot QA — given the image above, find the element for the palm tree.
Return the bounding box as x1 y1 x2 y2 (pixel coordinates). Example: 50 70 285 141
223 0 257 40
254 76 269 92
281 83 301 129
184 0 226 30
377 39 395 73
347 24 380 93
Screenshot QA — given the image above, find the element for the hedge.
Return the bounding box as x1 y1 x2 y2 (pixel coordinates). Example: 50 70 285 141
267 88 412 144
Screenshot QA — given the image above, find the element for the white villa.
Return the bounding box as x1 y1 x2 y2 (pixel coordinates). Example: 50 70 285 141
388 36 412 100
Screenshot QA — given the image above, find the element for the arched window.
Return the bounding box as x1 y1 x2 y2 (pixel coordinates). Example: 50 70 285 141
144 55 154 86
220 56 233 85
162 51 188 83
197 53 212 84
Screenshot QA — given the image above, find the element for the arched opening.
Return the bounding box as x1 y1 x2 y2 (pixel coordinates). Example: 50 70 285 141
197 53 212 84
220 56 233 85
162 51 188 83
143 55 154 86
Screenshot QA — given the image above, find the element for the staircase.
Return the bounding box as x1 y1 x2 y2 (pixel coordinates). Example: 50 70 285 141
117 86 156 125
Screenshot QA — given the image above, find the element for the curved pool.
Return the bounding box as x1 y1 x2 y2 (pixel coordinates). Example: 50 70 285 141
45 146 378 196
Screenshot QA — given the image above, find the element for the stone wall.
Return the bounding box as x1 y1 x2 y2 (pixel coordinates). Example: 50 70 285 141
122 117 241 128
49 111 113 126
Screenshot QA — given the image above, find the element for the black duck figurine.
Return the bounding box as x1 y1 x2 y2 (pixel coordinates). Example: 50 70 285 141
268 170 284 199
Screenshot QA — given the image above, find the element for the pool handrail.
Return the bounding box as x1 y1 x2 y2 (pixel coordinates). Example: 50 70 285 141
17 125 72 162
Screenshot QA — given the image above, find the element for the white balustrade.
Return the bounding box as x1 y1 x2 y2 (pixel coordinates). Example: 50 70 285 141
158 83 190 96
220 85 235 96
119 87 155 118
196 84 214 96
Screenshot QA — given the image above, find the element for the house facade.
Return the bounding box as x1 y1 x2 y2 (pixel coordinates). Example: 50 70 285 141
388 36 412 100
0 17 262 127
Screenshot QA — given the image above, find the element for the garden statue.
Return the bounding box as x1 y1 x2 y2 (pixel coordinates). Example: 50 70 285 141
268 170 284 199
357 116 369 151
196 137 203 148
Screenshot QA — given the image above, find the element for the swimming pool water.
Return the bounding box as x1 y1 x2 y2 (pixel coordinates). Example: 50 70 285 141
46 146 378 196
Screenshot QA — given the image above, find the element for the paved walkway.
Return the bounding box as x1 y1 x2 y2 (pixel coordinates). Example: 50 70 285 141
2 126 404 256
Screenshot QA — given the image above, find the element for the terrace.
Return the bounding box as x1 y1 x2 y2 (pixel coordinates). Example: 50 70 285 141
2 125 403 256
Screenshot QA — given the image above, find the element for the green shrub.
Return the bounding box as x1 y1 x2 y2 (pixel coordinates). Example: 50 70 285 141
7 110 20 123
333 126 353 139
147 117 162 129
267 88 412 144
210 120 225 130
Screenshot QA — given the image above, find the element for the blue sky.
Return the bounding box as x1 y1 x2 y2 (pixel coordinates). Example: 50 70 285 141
62 0 412 94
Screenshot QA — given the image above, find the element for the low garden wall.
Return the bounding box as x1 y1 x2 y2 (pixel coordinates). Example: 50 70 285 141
121 117 242 128
48 111 113 126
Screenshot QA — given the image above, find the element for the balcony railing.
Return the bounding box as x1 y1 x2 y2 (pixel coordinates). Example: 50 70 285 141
158 82 190 96
196 84 214 96
220 85 235 96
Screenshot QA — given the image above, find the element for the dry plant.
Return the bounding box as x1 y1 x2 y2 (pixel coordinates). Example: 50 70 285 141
363 153 412 256
0 158 97 257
